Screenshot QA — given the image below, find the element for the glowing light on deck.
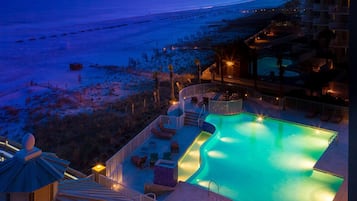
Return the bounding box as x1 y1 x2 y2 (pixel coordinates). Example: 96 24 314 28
315 191 335 201
188 150 200 157
112 184 122 191
308 174 337 201
196 139 205 145
178 161 199 171
170 100 179 105
256 115 264 122
92 164 106 172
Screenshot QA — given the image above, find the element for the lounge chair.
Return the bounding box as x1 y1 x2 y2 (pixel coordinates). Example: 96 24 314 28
305 108 319 118
330 111 343 123
159 122 176 135
151 128 172 139
320 109 332 121
191 96 198 104
170 141 179 153
162 152 172 160
198 97 209 107
131 155 147 168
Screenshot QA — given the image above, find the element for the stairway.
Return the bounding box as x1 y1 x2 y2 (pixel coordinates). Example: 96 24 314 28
184 111 200 126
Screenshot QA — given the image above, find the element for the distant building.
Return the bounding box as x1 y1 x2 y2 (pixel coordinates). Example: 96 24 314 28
301 0 350 64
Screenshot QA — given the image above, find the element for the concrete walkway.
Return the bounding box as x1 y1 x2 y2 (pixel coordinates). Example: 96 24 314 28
121 96 348 201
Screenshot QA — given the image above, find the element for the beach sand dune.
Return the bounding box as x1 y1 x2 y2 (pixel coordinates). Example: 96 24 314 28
0 1 289 170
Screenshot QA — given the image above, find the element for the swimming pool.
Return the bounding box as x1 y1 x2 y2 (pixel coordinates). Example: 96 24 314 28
178 113 343 201
258 56 299 77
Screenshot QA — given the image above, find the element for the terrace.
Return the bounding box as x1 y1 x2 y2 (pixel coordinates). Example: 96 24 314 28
0 83 348 201
103 83 348 201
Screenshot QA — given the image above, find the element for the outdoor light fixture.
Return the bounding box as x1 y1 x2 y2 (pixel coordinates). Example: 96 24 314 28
256 115 264 122
170 100 179 105
225 60 234 67
92 164 106 173
112 184 120 191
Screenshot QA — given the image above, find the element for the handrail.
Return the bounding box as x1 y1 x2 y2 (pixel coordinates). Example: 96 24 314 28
0 137 83 180
208 179 220 195
106 114 183 183
197 104 206 127
328 134 337 145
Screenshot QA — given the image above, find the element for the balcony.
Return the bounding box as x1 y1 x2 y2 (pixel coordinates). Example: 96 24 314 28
313 18 329 26
329 6 349 15
329 22 349 30
313 3 329 12
301 15 313 23
330 40 349 48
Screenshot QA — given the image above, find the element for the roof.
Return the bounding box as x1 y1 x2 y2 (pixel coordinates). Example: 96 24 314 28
56 178 134 201
163 182 232 201
0 134 69 192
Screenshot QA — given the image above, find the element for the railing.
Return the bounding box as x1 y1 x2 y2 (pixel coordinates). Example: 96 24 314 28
329 6 349 14
0 136 21 153
96 174 156 201
208 99 243 115
106 114 184 183
208 180 220 196
179 83 219 112
197 104 206 127
330 40 349 48
329 22 349 30
0 136 86 180
247 91 349 121
284 96 349 120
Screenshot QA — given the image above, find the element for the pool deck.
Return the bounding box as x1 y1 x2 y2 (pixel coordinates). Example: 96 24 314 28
121 97 348 201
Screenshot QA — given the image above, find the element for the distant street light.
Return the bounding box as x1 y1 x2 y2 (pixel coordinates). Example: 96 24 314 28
168 64 176 102
225 60 234 67
194 58 201 83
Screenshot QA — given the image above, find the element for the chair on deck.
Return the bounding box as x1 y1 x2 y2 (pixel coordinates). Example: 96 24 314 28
162 152 172 160
151 128 173 139
198 97 209 107
159 122 176 135
170 141 179 153
330 111 343 123
305 107 319 118
320 109 332 121
191 96 198 104
131 155 147 169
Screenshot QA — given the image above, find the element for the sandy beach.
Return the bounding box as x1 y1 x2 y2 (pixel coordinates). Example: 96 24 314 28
0 1 290 172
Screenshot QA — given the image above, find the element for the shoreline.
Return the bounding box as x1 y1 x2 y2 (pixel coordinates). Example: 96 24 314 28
0 0 287 30
1 0 287 43
0 1 294 172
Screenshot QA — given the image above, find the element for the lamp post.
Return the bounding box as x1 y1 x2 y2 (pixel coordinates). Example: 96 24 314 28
194 58 201 84
168 64 175 102
277 53 285 110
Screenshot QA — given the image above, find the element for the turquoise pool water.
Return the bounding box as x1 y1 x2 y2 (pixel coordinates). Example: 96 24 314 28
185 113 343 201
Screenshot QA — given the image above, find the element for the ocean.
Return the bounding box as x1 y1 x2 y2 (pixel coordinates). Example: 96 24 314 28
0 0 287 106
